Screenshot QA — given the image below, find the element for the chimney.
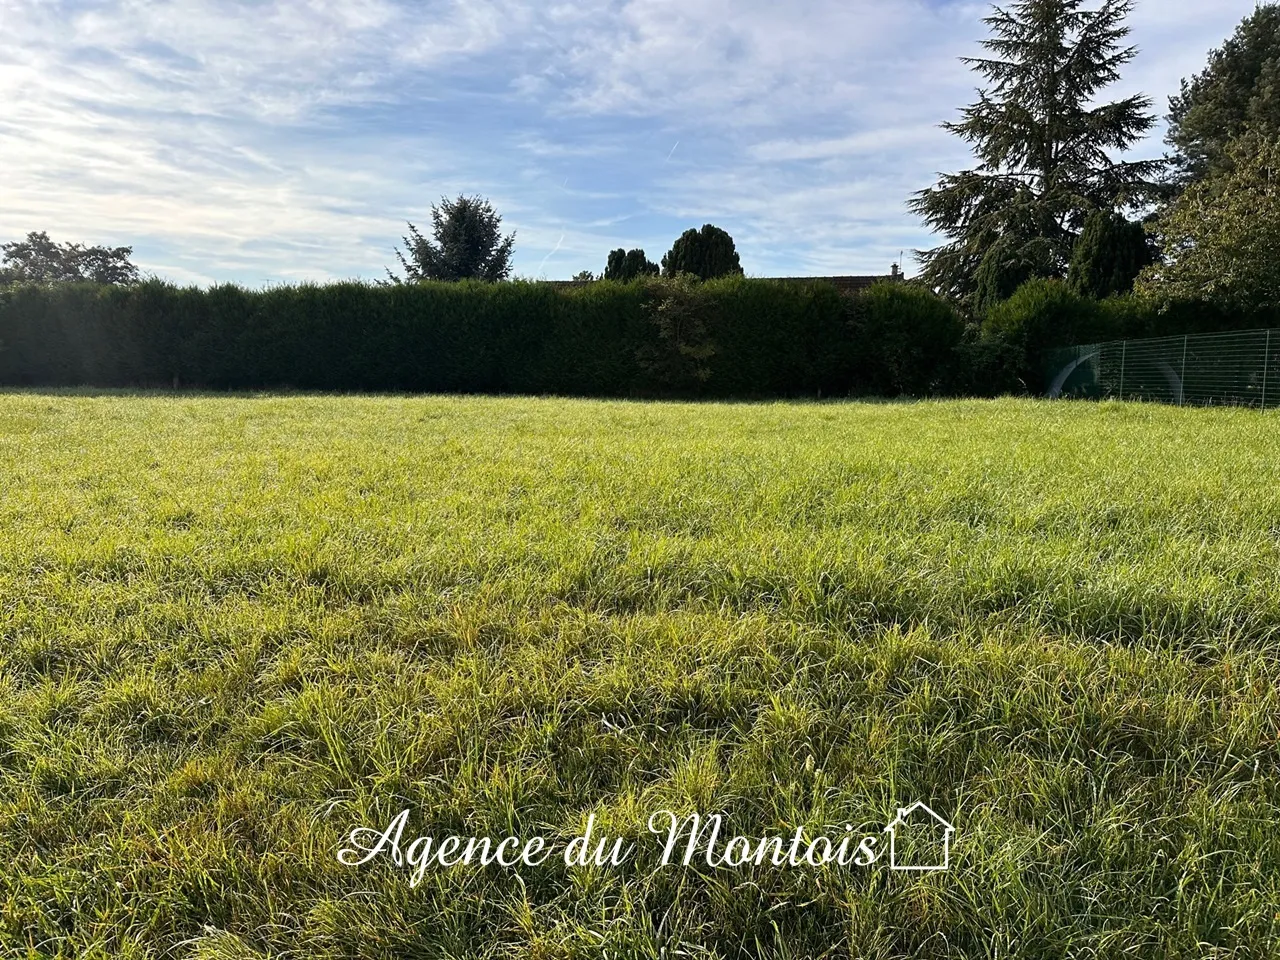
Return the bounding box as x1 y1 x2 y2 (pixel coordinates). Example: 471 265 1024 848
890 262 902 280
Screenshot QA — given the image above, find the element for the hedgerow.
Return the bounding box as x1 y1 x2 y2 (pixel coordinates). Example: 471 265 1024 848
0 277 969 397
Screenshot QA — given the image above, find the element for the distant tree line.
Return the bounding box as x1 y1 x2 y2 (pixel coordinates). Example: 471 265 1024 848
379 195 745 286
1 232 140 285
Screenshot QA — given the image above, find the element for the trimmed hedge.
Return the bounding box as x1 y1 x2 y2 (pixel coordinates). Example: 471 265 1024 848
7 273 1275 398
0 277 980 398
851 282 967 395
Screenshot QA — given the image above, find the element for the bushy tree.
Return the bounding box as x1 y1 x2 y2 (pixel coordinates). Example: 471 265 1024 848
603 248 659 281
1167 5 1280 186
571 270 597 282
388 195 515 283
1067 209 1154 299
910 0 1165 307
660 225 743 281
983 278 1105 386
0 231 140 284
1137 135 1280 311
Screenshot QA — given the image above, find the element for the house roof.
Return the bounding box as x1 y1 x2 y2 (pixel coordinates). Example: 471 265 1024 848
540 274 901 294
765 275 896 294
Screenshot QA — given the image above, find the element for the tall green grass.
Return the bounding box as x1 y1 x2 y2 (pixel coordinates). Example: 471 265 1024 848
0 393 1277 959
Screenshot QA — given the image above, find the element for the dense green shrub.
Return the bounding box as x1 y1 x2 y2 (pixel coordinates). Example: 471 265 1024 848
976 281 1280 394
978 280 1268 392
0 277 856 397
1093 293 1274 343
850 282 965 395
1095 294 1153 341
699 276 854 397
951 328 1025 397
982 279 1104 389
634 274 718 394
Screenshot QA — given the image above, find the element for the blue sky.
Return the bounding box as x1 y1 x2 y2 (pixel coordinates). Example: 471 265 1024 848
0 0 1258 286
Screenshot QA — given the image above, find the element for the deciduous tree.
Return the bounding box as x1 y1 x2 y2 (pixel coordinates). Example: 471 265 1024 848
0 231 140 284
1137 135 1280 311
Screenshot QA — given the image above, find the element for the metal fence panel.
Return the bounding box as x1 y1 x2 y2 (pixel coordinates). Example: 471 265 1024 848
1047 328 1280 408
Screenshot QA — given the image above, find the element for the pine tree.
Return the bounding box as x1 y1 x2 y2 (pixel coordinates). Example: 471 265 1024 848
388 195 515 283
910 0 1165 307
1167 5 1280 187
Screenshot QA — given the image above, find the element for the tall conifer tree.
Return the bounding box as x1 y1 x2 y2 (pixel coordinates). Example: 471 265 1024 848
388 195 515 283
1166 5 1280 187
910 0 1164 307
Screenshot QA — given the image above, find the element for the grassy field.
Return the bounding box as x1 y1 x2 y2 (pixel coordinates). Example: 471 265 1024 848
1 393 1278 959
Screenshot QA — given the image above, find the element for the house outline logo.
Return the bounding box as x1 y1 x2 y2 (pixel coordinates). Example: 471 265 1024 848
883 801 954 872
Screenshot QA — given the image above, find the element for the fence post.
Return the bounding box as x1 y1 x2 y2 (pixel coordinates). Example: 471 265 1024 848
1119 340 1127 401
1264 329 1272 411
1180 335 1188 406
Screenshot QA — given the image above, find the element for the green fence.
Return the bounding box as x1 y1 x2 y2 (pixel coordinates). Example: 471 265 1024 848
1046 327 1280 408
